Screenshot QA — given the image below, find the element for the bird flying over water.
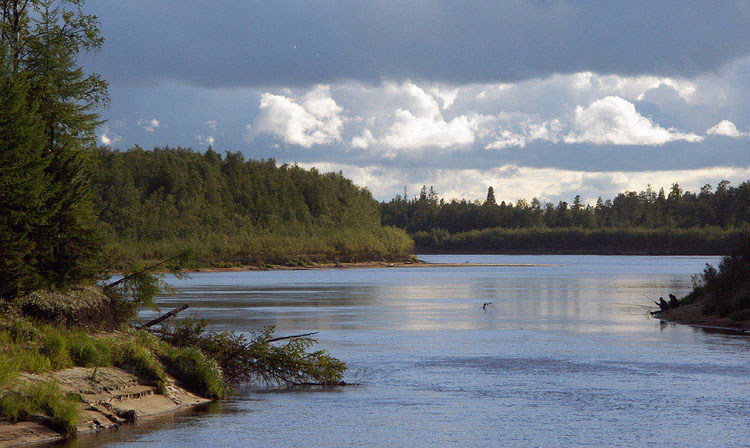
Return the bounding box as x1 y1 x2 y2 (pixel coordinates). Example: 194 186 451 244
483 302 492 310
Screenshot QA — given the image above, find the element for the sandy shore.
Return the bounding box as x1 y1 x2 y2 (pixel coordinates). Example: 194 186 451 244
0 367 209 447
654 296 750 334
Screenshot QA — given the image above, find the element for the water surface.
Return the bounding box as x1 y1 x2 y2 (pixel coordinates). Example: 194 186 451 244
66 255 750 447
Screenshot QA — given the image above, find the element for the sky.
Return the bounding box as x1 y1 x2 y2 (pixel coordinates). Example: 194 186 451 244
85 0 750 203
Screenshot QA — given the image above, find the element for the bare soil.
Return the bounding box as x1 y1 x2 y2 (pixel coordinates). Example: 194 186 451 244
0 367 209 447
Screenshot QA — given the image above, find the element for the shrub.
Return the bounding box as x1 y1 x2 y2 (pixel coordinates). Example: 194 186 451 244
161 346 225 399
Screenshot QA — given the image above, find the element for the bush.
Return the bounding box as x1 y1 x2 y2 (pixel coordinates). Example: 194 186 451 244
161 346 225 399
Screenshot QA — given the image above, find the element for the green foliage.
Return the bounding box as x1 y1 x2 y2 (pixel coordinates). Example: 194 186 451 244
688 239 750 318
66 332 112 367
384 182 750 254
412 226 750 255
40 328 73 369
0 0 108 297
115 341 168 394
161 319 346 387
90 148 413 268
0 382 79 435
160 346 225 399
0 47 51 300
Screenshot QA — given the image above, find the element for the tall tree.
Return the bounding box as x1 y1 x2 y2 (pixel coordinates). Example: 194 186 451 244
0 48 51 298
486 186 496 205
0 0 108 291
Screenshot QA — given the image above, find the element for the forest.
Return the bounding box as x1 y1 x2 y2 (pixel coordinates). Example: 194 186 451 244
91 147 413 269
382 182 750 254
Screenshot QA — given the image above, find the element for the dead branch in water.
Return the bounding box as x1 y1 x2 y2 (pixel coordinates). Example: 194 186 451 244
142 304 189 328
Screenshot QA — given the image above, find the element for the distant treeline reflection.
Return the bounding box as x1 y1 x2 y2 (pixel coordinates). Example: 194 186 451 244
382 183 749 254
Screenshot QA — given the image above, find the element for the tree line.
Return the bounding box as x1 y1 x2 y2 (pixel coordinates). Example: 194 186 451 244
90 147 413 268
382 182 750 234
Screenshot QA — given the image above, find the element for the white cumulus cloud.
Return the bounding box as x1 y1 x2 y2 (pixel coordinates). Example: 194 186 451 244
706 120 748 138
298 161 750 204
564 96 703 145
99 127 121 146
253 85 343 148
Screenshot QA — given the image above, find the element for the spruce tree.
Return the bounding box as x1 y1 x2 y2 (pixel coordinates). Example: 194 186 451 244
0 50 52 299
24 1 107 286
1 0 108 290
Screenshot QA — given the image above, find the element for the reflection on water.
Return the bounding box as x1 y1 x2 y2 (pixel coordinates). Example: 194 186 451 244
63 255 750 447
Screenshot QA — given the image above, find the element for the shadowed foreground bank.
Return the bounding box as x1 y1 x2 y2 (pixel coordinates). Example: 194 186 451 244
656 239 750 330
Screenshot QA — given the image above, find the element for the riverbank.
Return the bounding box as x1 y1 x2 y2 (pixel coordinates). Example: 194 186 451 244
160 259 559 274
655 295 750 333
0 367 209 447
411 226 749 255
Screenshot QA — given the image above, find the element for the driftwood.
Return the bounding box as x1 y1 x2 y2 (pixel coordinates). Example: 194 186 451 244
142 304 189 328
266 331 319 343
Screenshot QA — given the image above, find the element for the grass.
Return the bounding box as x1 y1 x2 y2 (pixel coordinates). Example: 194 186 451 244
0 382 78 435
0 312 226 434
104 225 414 270
160 346 225 399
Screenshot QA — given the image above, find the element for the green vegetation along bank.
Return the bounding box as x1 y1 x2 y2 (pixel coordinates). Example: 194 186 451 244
413 226 750 255
657 239 750 330
91 147 413 270
383 182 749 254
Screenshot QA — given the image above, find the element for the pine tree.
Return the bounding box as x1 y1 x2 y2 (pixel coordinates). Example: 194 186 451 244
486 186 496 205
0 50 52 298
1 0 108 290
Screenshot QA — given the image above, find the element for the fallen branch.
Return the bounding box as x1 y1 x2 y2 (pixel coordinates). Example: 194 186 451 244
266 331 319 343
142 304 189 329
105 252 189 290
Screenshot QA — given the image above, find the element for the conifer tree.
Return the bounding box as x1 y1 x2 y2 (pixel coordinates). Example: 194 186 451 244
0 48 52 298
486 186 496 205
1 0 108 290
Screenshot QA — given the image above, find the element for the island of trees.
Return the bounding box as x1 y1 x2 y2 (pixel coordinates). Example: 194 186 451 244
381 183 750 254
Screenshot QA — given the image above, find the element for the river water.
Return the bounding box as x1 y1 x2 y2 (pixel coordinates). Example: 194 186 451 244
65 255 750 447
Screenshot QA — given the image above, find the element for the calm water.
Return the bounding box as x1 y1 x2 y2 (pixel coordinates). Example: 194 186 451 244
64 255 750 447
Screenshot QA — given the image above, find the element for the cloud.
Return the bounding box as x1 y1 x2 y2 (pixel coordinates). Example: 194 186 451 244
564 96 703 145
87 1 750 88
251 81 716 154
206 120 218 132
252 85 343 147
299 161 750 204
137 118 160 132
485 130 526 150
99 127 122 146
351 129 376 149
706 120 748 138
196 135 215 147
380 108 475 150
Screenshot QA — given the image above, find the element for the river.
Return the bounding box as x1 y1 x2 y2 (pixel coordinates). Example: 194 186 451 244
64 255 750 447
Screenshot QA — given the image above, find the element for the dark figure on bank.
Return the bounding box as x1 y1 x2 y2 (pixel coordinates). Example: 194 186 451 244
483 302 492 310
654 297 669 312
668 294 680 309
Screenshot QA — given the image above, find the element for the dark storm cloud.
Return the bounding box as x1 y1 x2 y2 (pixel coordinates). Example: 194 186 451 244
86 0 750 88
